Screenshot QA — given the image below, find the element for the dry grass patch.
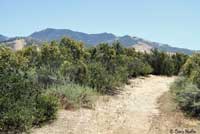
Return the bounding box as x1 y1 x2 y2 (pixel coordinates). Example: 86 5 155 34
151 91 200 134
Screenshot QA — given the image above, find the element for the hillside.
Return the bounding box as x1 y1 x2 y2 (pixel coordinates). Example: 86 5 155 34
133 44 153 53
0 28 195 54
0 34 8 42
0 37 42 51
30 28 116 45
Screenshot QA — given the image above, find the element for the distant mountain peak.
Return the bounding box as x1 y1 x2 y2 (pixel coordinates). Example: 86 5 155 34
0 28 195 55
0 34 8 42
29 28 117 44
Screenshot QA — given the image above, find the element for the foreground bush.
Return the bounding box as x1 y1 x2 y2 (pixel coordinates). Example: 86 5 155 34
171 53 200 118
46 83 98 109
181 53 200 88
182 53 200 77
0 47 58 133
171 77 200 118
33 94 58 125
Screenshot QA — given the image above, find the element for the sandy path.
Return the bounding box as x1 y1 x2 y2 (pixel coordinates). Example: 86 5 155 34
32 75 175 134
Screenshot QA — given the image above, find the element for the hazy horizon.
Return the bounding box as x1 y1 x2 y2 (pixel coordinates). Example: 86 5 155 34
1 0 199 50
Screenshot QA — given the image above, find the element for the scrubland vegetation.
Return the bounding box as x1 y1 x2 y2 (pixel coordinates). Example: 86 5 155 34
171 53 200 118
0 37 188 133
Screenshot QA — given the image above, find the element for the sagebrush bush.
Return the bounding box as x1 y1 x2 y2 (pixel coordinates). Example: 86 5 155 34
37 66 60 88
46 83 98 109
171 77 200 118
170 53 200 118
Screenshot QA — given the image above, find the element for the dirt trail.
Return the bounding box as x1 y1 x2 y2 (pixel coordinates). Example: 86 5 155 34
32 75 175 134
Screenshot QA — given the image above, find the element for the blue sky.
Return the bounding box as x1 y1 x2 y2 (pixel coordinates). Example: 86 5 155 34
0 0 200 49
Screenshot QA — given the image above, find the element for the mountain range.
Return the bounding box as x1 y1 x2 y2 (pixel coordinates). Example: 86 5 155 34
0 28 195 54
0 34 8 42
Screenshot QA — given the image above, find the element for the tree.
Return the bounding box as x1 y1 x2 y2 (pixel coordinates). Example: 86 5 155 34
112 41 124 55
96 43 116 72
40 43 63 71
60 61 88 85
17 46 40 67
60 37 85 61
172 53 188 75
0 46 58 133
146 49 183 76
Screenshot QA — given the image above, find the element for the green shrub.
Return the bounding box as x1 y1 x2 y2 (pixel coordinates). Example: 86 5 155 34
46 83 98 109
0 47 58 133
0 101 35 133
172 53 188 75
171 54 200 119
37 66 60 88
17 46 40 67
40 43 63 71
0 47 34 133
146 49 187 76
128 57 152 77
161 56 175 76
60 37 85 61
87 62 115 93
60 61 88 85
171 77 200 118
182 53 200 77
189 69 200 88
181 53 200 87
112 65 128 85
33 94 58 125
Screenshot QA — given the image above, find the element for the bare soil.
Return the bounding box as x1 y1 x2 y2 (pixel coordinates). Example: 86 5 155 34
32 75 176 134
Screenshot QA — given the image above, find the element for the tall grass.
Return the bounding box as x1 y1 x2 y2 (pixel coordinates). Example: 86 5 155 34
46 83 99 109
